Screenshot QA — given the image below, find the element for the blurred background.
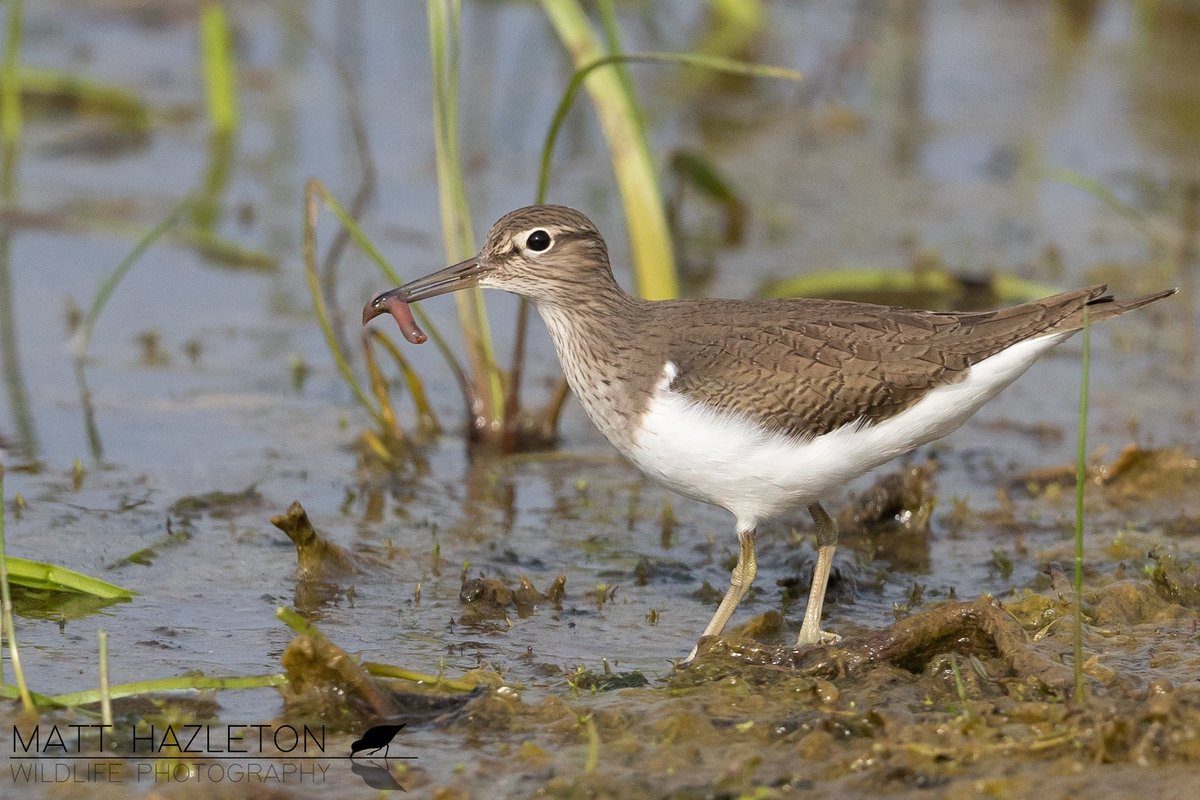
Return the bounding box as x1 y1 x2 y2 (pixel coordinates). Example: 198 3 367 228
0 0 1196 771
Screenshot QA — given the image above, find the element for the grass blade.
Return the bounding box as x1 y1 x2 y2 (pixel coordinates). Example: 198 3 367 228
33 673 288 708
361 661 476 693
0 465 35 713
538 0 803 299
1 0 23 147
303 181 386 429
428 0 504 432
73 195 193 460
75 195 194 362
362 330 402 440
305 179 477 442
1048 167 1164 248
537 49 804 209
5 556 136 599
305 179 467 404
195 2 238 233
98 630 112 727
199 1 239 134
541 0 677 300
369 330 443 436
1072 310 1091 704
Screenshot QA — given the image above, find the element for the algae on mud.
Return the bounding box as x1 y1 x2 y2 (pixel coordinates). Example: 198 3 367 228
262 459 1200 794
429 551 1200 797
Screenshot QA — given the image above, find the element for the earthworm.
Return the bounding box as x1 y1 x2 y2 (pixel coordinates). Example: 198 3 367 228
362 293 427 344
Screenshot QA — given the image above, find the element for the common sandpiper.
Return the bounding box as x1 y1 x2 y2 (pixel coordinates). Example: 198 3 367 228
365 204 1176 660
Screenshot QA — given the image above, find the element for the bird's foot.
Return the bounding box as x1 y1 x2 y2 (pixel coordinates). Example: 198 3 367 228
680 634 723 665
795 628 841 648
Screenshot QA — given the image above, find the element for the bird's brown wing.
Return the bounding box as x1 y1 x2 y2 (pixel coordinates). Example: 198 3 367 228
663 286 1150 440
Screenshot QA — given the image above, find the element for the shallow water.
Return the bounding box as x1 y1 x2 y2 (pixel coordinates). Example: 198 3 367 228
1 1 1198 797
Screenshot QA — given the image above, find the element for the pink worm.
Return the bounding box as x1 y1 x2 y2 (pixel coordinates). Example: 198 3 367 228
362 294 427 344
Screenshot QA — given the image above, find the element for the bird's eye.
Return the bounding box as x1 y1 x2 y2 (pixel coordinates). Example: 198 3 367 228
526 229 552 252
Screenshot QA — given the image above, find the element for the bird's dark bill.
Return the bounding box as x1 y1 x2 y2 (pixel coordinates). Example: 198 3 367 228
363 256 487 342
375 256 484 304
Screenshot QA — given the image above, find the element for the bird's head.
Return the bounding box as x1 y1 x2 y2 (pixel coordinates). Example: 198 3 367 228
365 205 616 317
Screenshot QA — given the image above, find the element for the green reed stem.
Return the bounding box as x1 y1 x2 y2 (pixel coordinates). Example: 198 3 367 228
98 630 112 727
303 182 386 429
541 0 674 300
369 330 443 435
276 605 318 636
1072 311 1091 703
277 608 476 691
199 1 239 134
537 50 802 208
360 661 476 693
0 685 61 707
1 0 22 148
596 0 641 136
43 674 287 708
581 712 599 772
361 331 402 439
308 180 463 380
4 556 136 598
305 179 470 436
0 465 34 713
537 1 802 301
1049 167 1162 248
306 181 452 356
76 195 193 362
428 0 504 430
74 196 189 461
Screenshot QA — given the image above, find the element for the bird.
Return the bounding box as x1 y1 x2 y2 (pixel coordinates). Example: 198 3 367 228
349 723 406 759
364 204 1176 660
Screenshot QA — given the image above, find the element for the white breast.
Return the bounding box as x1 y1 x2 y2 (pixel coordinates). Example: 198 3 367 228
629 331 1075 529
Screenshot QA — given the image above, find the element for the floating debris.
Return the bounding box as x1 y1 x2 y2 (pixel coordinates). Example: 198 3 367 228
169 484 263 519
837 459 938 536
270 501 358 581
459 573 566 625
1012 444 1200 504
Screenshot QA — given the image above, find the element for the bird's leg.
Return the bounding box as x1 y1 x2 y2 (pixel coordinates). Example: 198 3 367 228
685 524 757 662
797 501 841 646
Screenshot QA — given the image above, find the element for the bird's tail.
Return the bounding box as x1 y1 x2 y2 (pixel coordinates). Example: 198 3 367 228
1045 284 1177 333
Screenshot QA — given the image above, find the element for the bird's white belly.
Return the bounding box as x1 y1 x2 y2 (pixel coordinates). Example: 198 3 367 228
629 332 1073 527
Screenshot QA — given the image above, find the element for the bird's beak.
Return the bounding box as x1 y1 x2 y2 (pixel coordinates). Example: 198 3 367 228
364 256 486 321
